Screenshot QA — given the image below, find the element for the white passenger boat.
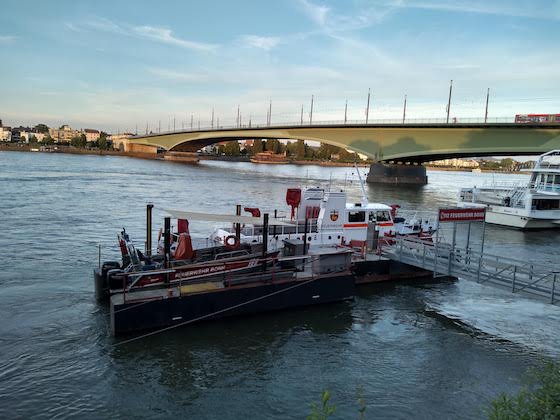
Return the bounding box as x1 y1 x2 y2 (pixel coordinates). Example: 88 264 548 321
458 150 560 229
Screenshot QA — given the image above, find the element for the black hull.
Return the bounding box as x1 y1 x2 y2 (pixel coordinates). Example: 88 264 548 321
111 274 355 336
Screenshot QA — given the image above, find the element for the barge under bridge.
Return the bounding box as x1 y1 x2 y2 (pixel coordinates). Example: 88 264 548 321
129 122 560 185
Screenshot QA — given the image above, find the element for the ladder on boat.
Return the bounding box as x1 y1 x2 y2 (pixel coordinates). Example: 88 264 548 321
379 236 559 305
509 187 527 208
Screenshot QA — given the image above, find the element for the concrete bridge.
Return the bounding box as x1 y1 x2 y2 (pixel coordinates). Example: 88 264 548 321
130 121 560 185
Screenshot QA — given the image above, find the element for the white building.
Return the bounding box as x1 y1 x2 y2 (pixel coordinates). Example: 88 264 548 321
429 158 480 168
0 127 11 142
83 129 100 142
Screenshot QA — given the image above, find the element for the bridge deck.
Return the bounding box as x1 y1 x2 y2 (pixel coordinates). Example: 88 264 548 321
129 121 560 163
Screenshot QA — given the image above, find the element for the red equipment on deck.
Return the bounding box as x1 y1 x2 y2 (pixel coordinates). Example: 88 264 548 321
174 220 196 260
286 188 302 220
244 207 261 217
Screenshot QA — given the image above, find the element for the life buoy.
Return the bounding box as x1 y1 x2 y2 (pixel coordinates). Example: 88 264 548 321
224 235 240 249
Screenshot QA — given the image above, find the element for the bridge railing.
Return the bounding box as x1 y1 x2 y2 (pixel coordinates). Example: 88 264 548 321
136 116 544 136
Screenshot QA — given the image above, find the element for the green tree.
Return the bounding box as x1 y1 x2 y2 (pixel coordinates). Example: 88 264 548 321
304 144 316 159
28 135 38 144
40 135 54 145
488 361 560 419
285 141 296 157
500 158 515 171
252 139 264 154
223 140 240 156
265 139 283 153
71 134 87 148
98 133 108 150
316 144 340 160
308 390 336 420
34 124 49 134
296 139 305 160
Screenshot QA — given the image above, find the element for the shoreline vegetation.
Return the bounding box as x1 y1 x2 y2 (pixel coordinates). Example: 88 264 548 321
308 361 560 419
0 143 523 173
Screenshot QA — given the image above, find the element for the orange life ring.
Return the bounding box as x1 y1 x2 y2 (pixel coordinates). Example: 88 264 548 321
224 235 240 249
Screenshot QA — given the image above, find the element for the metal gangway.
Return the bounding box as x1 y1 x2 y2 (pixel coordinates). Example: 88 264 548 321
379 236 560 305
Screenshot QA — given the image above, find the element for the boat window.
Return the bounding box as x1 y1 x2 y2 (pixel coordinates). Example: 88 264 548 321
555 175 560 185
547 174 554 184
376 211 391 222
532 199 560 210
348 211 365 222
368 212 376 222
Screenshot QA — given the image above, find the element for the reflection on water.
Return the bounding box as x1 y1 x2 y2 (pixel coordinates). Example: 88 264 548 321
0 152 558 419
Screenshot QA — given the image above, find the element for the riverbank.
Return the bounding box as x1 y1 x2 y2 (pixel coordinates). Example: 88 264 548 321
1 144 371 167
0 143 162 160
0 144 521 173
426 166 518 174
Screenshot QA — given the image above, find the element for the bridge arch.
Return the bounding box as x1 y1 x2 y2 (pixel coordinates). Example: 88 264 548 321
131 123 560 163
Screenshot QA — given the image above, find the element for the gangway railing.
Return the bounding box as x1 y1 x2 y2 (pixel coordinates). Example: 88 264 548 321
379 236 559 305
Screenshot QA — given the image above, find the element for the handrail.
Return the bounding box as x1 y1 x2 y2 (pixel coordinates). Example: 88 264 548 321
380 237 560 300
513 271 556 293
133 116 560 137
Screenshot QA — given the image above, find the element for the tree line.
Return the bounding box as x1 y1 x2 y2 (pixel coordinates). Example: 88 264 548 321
216 139 364 162
27 132 110 150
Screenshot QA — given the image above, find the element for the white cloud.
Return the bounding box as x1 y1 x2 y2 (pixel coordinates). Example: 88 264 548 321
0 35 16 44
87 17 127 34
133 25 218 52
298 0 330 26
64 23 80 32
82 17 218 52
388 0 560 20
297 0 398 33
147 67 209 82
239 35 281 50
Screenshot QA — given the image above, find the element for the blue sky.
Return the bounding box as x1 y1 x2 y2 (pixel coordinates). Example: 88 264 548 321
1 0 559 132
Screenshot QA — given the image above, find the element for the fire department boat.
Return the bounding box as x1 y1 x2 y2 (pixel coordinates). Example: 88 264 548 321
206 186 436 252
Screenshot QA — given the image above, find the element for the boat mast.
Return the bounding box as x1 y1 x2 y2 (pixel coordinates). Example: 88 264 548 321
354 162 368 205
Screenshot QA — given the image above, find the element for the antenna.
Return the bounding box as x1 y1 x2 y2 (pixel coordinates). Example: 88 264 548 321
354 161 368 205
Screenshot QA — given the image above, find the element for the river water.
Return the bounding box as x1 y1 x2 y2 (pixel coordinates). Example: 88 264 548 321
1 151 559 419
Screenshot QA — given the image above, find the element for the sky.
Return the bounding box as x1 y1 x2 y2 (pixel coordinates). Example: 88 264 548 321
0 0 559 133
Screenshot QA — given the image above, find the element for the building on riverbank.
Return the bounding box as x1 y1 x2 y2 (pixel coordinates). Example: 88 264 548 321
0 121 11 142
49 125 80 142
83 129 100 142
428 158 480 169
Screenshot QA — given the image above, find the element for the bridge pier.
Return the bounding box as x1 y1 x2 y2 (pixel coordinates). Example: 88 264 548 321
366 162 427 185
